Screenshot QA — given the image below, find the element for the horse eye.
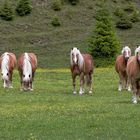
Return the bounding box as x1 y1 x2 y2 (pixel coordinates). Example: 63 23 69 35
23 74 25 77
29 75 30 77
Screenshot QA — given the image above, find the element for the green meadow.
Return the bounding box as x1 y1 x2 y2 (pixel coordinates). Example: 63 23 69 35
0 68 139 140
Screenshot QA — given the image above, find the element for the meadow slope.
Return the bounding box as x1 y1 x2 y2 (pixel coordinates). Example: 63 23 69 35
0 0 140 68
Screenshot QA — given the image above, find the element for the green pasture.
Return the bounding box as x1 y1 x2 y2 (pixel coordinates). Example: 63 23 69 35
0 68 139 140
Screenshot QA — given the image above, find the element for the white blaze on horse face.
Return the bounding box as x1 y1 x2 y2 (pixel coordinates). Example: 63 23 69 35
1 53 9 81
23 53 32 82
70 47 84 69
122 46 131 59
135 46 140 62
71 48 79 65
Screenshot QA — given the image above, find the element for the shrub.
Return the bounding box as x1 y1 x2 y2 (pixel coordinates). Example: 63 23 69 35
51 16 61 27
68 0 79 5
114 7 124 18
0 2 14 21
88 7 120 61
116 17 132 29
51 0 62 11
130 10 139 23
124 3 134 13
16 0 32 16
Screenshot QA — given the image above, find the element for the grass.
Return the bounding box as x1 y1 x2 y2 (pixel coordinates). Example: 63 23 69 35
0 68 139 139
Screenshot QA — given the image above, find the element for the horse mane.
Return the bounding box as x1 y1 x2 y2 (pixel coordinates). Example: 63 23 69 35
135 46 140 56
122 46 131 55
23 53 32 76
70 48 84 69
1 52 9 73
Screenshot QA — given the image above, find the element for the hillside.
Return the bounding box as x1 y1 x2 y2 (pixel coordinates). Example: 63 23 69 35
0 0 140 68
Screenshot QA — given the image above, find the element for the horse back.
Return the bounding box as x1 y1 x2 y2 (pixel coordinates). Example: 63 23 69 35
28 53 37 72
82 54 94 74
8 53 17 70
115 55 126 73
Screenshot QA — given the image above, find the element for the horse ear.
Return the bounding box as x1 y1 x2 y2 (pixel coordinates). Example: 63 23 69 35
71 48 73 50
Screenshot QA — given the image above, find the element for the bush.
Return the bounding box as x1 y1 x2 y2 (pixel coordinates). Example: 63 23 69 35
116 17 132 29
0 2 14 21
124 3 134 13
114 7 124 18
16 0 32 16
130 10 139 23
88 7 120 60
68 0 79 5
51 0 62 11
51 16 61 27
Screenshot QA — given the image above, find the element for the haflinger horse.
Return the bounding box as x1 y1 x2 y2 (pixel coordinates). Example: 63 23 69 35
115 46 131 92
70 47 94 95
127 46 140 104
18 53 37 91
0 52 16 88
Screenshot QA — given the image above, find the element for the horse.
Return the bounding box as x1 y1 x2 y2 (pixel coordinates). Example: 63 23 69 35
127 46 140 104
115 46 131 92
70 47 94 95
18 53 37 91
0 52 16 88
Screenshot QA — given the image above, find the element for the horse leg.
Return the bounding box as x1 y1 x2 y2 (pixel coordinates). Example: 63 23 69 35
3 80 7 88
88 73 93 94
118 72 123 91
29 81 33 91
79 73 84 95
72 74 77 94
20 80 24 91
127 76 131 92
131 80 138 104
9 72 13 88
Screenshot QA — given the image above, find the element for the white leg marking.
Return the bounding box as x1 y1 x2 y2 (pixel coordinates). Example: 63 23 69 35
132 96 137 104
118 84 122 91
79 87 83 95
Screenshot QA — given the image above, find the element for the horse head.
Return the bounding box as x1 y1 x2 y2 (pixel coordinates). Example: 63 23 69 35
122 46 131 61
22 53 32 89
70 47 80 66
1 53 10 82
135 46 140 63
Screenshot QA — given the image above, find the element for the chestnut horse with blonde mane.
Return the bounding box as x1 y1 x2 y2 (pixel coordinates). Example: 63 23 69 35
127 46 140 104
0 52 16 88
115 46 131 92
70 47 94 95
18 53 37 91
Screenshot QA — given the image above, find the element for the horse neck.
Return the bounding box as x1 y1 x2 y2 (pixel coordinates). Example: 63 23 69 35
78 52 84 70
1 53 9 73
122 55 128 66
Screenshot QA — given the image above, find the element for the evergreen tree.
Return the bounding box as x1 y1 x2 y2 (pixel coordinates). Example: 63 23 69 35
0 1 14 21
16 0 32 16
88 7 120 59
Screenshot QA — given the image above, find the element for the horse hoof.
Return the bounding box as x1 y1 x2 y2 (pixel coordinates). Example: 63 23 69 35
30 88 33 91
127 88 131 92
133 100 137 104
73 91 77 95
9 86 13 88
118 88 122 92
20 88 23 91
79 91 83 95
89 91 92 94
